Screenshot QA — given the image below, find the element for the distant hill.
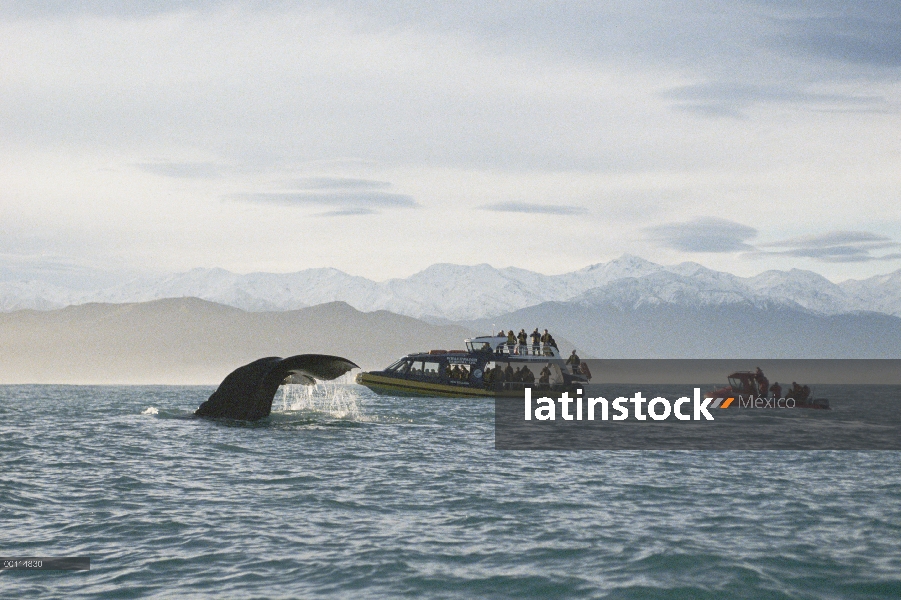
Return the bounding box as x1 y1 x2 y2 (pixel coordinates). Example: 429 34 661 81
467 299 901 359
4 255 901 320
0 298 475 384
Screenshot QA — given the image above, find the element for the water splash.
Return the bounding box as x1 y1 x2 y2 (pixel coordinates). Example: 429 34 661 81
277 384 361 420
142 406 159 415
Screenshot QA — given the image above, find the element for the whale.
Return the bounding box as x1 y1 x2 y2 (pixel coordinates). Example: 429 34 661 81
195 354 359 421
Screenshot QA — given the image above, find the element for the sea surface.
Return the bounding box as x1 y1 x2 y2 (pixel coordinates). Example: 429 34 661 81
2 384 900 599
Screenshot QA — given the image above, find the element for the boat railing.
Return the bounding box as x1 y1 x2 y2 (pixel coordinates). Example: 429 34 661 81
492 344 560 358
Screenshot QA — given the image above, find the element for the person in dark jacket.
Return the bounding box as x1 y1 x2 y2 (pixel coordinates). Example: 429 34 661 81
522 367 535 385
565 350 581 374
538 364 552 389
530 328 541 355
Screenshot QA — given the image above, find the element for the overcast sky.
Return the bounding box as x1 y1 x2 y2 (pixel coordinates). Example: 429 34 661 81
1 1 899 283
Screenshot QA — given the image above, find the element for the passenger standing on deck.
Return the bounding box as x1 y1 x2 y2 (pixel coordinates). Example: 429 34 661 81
483 365 494 389
522 367 535 386
517 329 528 355
565 350 581 374
771 382 782 399
539 364 552 389
506 330 516 354
530 328 541 355
494 364 507 391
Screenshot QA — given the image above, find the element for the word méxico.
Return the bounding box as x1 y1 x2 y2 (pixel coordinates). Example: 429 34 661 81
524 388 716 421
736 396 798 408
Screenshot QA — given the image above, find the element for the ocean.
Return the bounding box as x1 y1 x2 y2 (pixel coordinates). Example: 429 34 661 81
2 384 900 599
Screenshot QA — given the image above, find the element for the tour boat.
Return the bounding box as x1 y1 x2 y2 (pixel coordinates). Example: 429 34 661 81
355 335 591 397
705 371 830 409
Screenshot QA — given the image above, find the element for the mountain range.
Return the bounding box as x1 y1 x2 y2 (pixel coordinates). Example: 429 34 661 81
3 255 900 320
0 299 474 384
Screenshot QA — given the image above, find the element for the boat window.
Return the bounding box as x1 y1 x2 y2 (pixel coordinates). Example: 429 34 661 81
409 360 442 379
448 364 470 380
385 359 408 373
466 341 493 353
422 360 442 380
393 360 413 375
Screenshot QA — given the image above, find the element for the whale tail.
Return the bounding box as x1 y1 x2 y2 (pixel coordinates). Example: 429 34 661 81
195 354 359 421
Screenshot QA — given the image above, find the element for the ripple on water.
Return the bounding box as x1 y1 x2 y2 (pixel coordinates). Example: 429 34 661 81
0 384 900 599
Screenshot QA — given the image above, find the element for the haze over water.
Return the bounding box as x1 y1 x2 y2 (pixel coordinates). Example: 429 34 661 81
2 384 900 599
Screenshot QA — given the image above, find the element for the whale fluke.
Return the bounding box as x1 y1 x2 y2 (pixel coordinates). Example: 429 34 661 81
195 354 359 421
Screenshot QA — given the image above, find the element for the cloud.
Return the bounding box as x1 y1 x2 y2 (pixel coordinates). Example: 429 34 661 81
315 207 378 217
135 161 222 178
230 191 418 212
662 82 884 118
479 202 588 215
756 230 901 263
289 177 391 190
777 10 901 68
645 217 758 253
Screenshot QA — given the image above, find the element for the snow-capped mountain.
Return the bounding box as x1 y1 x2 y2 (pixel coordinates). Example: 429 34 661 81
2 255 899 320
572 271 794 311
840 270 901 318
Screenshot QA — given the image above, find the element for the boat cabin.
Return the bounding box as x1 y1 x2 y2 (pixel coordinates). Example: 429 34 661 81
727 372 759 394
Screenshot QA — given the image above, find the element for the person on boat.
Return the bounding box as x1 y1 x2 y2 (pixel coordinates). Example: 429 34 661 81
530 328 541 355
517 329 528 355
543 335 558 355
565 350 581 374
494 364 507 391
755 367 769 396
506 331 516 354
540 329 550 346
512 366 524 384
522 367 535 385
789 382 802 398
497 330 505 337
538 364 552 389
450 365 462 380
483 366 494 389
771 381 782 398
801 385 811 401
504 362 515 381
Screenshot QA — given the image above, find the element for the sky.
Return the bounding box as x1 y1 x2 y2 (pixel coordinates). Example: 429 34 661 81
1 0 900 284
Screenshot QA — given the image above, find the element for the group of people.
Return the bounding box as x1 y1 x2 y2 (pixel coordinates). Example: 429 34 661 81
484 361 565 390
483 362 536 389
495 328 559 356
751 367 810 401
445 364 470 381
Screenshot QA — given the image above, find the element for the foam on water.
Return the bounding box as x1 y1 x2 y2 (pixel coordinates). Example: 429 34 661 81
141 406 159 415
277 383 361 420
